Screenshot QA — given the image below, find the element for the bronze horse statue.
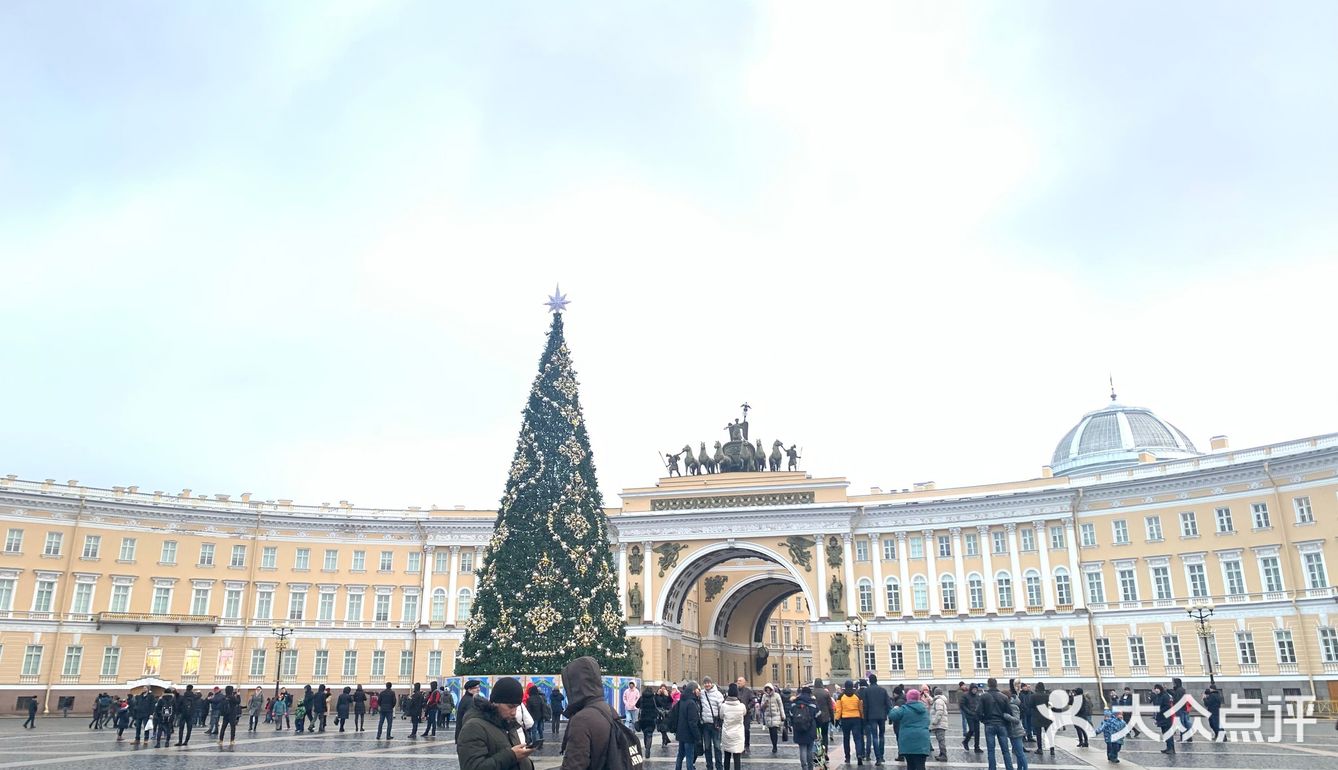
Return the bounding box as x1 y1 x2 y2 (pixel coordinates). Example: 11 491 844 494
755 439 766 471
769 440 784 472
699 442 716 474
681 444 700 476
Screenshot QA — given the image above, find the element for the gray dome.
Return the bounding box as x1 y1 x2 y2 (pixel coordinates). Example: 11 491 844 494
1051 401 1199 475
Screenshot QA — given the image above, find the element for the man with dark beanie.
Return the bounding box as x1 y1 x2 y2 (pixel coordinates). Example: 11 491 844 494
458 677 534 770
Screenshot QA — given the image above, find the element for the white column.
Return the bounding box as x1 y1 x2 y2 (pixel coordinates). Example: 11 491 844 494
923 529 940 616
617 542 628 611
642 541 654 623
445 546 460 626
1065 520 1085 610
421 545 436 626
816 534 830 619
1035 522 1055 612
870 533 887 617
842 533 857 617
1006 523 1023 613
951 527 967 616
979 526 997 614
897 533 912 618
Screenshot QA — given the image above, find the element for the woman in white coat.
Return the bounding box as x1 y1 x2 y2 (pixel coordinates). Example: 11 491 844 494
719 683 748 770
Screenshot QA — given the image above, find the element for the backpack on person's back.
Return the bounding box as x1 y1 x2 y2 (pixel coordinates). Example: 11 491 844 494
605 713 645 770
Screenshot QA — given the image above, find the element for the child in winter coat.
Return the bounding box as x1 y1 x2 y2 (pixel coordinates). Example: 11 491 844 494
294 703 307 733
1098 709 1126 764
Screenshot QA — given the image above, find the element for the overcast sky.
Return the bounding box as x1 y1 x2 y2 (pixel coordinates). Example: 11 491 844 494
3 1 1336 509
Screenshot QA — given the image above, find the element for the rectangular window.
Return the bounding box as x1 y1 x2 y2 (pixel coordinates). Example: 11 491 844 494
1276 630 1297 665
288 590 306 621
255 590 274 620
191 587 210 615
182 648 201 677
770 624 778 645
992 531 1008 554
1050 526 1066 550
351 550 366 571
968 577 984 610
909 536 924 559
1019 528 1035 552
198 543 215 567
160 541 178 565
44 532 63 557
217 649 234 677
1186 563 1210 597
347 593 364 621
374 594 390 622
343 650 358 678
1163 635 1183 666
1118 568 1138 602
1080 523 1096 547
1294 496 1314 524
1128 636 1147 667
407 552 422 573
1236 632 1258 665
371 650 386 678
262 547 278 569
434 550 450 573
1180 511 1199 537
62 645 83 677
937 535 952 558
101 646 121 677
313 649 329 678
324 550 338 571
33 579 56 612
402 594 419 623
0 578 14 611
318 591 335 621
1095 638 1113 668
22 645 43 676
1320 628 1338 663
1260 556 1284 592
151 586 171 614
855 539 869 562
1112 520 1129 545
1030 639 1048 669
1151 566 1172 600
4 528 22 553
1002 639 1018 669
143 647 163 676
399 650 414 678
81 535 101 559
460 551 475 572
882 538 897 561
944 642 960 671
281 649 298 678
109 584 130 613
1252 503 1271 529
972 640 988 670
1216 507 1234 533
250 649 267 678
71 582 93 614
223 588 243 619
1302 551 1327 589
230 544 246 568
119 537 136 561
916 642 932 670
1145 516 1163 542
295 548 310 570
428 650 442 677
1223 560 1246 595
1061 638 1078 668
964 533 979 556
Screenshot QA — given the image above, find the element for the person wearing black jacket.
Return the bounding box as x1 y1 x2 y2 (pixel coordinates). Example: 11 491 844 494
1072 688 1091 747
207 687 224 735
548 686 565 736
655 685 675 748
861 675 891 766
377 683 398 740
637 685 660 755
888 685 906 762
336 686 353 732
406 682 426 738
977 678 1015 770
152 688 177 748
217 685 241 744
1152 685 1175 754
960 684 982 753
175 685 199 746
301 685 315 733
455 679 480 739
352 684 367 731
1204 688 1222 741
1029 683 1052 756
132 691 155 743
675 682 705 770
313 684 329 732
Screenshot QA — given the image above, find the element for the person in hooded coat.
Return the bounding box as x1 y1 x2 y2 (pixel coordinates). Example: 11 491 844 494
457 677 535 770
791 686 819 770
888 689 931 770
719 683 748 770
560 656 620 770
336 686 352 732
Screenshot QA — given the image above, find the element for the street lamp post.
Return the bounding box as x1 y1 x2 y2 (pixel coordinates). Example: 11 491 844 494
846 615 867 678
272 626 294 700
1187 603 1217 690
790 643 808 688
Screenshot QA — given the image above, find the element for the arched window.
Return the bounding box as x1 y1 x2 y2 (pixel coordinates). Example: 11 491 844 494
940 574 957 612
1024 569 1043 609
912 575 929 612
996 572 1014 610
885 577 902 614
456 588 473 622
967 573 985 610
857 578 874 614
430 588 447 622
1054 567 1073 607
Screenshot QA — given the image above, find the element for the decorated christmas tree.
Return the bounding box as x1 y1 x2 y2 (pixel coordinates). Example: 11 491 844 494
455 292 630 675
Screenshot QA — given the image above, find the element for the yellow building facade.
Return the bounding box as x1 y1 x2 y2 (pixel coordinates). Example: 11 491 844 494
3 399 1337 713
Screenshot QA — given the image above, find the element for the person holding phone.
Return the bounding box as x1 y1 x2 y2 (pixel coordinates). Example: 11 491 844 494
457 677 535 770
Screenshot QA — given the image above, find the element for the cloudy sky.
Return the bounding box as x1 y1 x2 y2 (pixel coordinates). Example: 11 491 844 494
3 1 1336 509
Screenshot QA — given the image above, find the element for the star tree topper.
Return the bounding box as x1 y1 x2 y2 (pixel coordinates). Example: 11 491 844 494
545 285 570 313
